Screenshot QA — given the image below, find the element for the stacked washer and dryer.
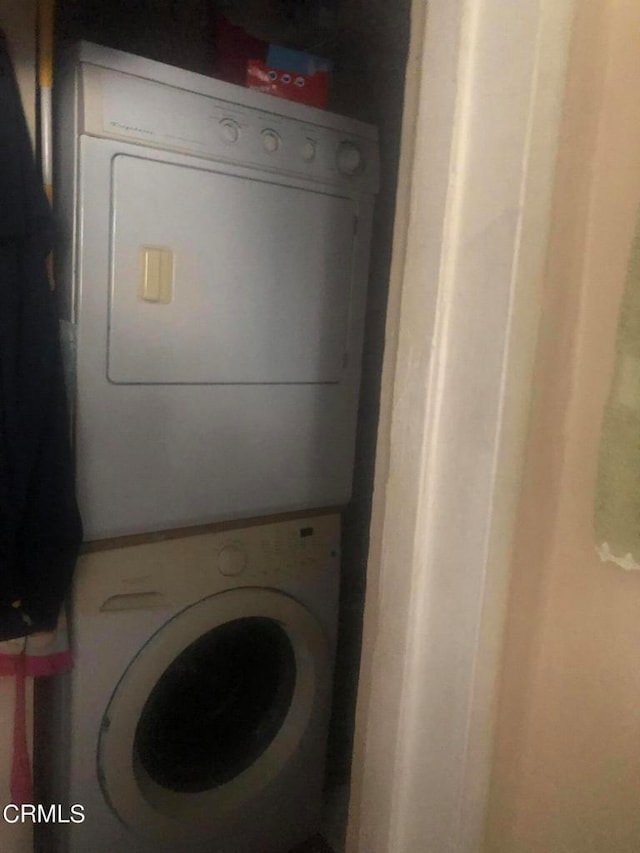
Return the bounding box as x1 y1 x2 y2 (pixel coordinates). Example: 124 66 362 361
44 42 378 853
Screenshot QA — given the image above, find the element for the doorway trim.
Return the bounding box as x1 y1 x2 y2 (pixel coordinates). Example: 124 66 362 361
347 1 576 851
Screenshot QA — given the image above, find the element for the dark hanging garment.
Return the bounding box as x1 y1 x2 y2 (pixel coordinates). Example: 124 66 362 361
0 33 82 640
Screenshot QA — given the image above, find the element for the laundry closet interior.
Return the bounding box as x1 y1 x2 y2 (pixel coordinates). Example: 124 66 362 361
32 2 410 851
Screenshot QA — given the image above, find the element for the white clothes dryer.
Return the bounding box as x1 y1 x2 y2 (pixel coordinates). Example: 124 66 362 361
42 514 340 853
55 42 378 540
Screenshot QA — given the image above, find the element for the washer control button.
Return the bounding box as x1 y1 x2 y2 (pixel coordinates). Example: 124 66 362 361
218 544 247 577
220 119 240 143
262 129 281 152
336 140 363 175
302 139 316 162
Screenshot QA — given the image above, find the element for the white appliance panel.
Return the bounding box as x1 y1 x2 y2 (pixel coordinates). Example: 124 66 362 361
55 43 378 539
42 515 341 853
75 137 369 539
109 156 354 384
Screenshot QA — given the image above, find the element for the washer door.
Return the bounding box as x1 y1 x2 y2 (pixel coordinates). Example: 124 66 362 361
97 588 330 843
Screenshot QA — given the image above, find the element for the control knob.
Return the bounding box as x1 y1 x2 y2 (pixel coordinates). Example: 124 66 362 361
262 130 281 152
336 141 363 175
218 544 247 577
219 119 240 143
302 139 316 162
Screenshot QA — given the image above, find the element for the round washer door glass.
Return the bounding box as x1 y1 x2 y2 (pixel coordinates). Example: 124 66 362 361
134 616 295 792
97 588 331 843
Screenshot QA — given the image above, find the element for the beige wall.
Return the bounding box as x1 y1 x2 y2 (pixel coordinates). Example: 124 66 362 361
485 1 640 850
0 4 36 852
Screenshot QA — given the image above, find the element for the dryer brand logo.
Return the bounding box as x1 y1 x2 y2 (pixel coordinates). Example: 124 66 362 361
108 120 154 136
3 804 85 824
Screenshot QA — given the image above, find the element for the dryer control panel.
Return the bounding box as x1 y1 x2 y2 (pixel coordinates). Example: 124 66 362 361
80 63 379 192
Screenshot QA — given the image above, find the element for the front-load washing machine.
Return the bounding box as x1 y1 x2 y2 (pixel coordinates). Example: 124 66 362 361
40 514 340 853
54 41 379 540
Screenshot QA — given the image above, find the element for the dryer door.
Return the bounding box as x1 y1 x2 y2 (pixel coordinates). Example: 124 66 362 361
108 154 355 385
97 588 331 844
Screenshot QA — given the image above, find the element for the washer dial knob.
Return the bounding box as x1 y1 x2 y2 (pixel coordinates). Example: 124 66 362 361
220 119 240 143
262 130 281 152
336 141 363 175
218 544 247 577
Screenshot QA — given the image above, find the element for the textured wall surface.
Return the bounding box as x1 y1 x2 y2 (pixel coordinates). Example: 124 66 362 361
485 2 640 850
594 210 640 568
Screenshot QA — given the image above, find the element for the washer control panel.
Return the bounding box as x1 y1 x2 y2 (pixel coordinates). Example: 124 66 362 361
78 514 341 619
212 517 340 582
84 64 378 192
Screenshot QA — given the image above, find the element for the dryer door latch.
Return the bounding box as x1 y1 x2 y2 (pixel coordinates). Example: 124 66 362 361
139 246 174 304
